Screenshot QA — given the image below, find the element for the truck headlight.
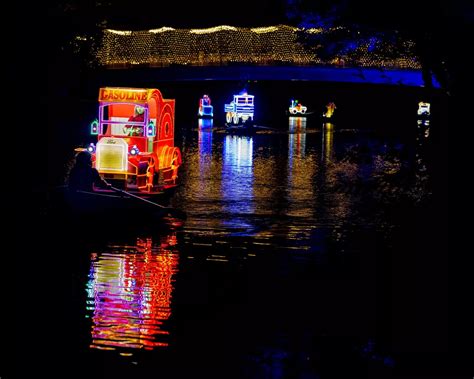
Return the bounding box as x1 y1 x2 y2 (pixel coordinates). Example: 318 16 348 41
130 145 139 156
87 143 96 153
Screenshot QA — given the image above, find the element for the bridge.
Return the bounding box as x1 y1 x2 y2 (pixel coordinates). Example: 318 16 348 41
95 25 436 87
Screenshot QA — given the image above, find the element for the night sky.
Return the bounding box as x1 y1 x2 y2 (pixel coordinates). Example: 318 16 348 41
116 0 288 29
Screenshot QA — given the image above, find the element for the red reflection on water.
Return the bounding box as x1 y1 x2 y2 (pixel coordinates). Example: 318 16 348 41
86 235 179 351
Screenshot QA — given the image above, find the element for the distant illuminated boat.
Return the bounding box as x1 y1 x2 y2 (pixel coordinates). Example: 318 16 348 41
417 101 430 119
198 94 213 118
288 99 307 115
224 92 254 125
322 102 336 121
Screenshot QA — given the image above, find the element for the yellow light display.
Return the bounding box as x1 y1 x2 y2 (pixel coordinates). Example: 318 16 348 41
107 29 132 36
96 25 420 69
149 27 176 34
189 25 238 34
250 26 283 33
96 138 128 172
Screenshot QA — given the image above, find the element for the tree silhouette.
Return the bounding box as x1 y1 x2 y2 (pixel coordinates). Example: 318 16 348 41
284 0 468 95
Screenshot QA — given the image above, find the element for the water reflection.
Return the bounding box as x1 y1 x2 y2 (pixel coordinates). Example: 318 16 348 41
288 117 307 159
287 117 315 219
198 126 213 170
86 234 179 352
198 117 213 130
322 123 334 163
221 135 254 217
288 116 307 130
417 119 430 138
179 116 433 247
414 119 431 201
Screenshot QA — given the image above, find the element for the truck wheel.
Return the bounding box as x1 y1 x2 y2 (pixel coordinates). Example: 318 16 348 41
226 112 232 123
233 114 239 124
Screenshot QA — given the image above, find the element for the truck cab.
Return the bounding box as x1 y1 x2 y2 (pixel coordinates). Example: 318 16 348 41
86 87 182 193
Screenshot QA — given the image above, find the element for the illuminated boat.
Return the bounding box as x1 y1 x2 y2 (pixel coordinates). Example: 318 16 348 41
321 102 336 121
288 99 307 115
224 92 254 125
198 94 213 118
287 100 339 121
417 101 430 119
78 87 183 197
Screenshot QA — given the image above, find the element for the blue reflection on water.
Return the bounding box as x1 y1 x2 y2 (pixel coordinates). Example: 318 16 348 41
221 135 254 221
198 125 213 166
198 118 213 130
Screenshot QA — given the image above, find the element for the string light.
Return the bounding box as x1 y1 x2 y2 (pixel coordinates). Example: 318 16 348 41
96 25 420 69
106 29 132 36
189 25 238 34
250 26 282 33
149 27 176 34
305 28 324 34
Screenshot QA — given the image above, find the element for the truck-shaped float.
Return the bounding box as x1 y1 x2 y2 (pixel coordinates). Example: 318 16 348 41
289 99 307 115
224 92 254 125
84 87 182 194
417 101 430 117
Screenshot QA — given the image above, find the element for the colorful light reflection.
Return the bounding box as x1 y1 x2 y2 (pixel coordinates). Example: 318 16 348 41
288 117 307 161
198 122 213 175
198 118 213 130
86 235 179 351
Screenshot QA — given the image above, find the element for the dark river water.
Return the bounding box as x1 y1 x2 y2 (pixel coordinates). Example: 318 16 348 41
19 80 450 379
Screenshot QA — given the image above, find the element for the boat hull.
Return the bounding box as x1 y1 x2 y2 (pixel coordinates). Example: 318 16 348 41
48 186 178 224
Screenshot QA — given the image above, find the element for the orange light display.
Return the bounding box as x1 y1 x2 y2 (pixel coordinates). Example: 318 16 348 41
86 235 179 351
87 87 183 193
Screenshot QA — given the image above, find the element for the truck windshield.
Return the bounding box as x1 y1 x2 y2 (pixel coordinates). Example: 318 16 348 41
100 104 146 136
236 97 253 105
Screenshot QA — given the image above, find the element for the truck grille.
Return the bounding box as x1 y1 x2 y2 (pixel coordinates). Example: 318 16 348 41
96 138 128 172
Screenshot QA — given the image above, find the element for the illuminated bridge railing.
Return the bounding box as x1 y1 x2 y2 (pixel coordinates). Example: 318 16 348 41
96 25 420 70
